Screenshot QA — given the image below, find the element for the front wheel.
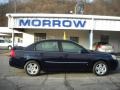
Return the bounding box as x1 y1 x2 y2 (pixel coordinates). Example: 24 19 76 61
24 60 41 76
93 61 108 76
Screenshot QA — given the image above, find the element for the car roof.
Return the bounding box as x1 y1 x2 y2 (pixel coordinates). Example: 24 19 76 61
25 39 76 50
36 39 73 42
32 39 77 46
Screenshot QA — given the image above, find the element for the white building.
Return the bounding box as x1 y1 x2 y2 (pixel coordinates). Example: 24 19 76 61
6 13 120 52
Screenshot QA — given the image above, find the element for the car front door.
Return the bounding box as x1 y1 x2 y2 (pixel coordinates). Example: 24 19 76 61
61 41 90 71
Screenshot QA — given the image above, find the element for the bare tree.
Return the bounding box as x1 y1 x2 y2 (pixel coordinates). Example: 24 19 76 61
84 0 120 16
0 0 120 26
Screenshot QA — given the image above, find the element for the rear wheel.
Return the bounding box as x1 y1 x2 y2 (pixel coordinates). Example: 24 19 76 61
24 60 41 76
93 61 108 76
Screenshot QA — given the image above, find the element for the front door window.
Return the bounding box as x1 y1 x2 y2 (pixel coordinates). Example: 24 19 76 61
62 42 82 53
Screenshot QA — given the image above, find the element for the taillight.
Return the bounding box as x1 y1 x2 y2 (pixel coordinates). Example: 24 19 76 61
10 49 15 57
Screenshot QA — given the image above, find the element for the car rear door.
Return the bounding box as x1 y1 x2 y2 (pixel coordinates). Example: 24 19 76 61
35 40 66 71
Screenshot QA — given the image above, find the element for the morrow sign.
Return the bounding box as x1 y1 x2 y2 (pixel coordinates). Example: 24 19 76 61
14 18 92 30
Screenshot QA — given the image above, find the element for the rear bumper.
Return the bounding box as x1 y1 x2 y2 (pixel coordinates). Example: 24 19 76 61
9 57 25 69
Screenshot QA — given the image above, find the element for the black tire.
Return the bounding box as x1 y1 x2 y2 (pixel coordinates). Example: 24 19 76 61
93 61 108 76
24 60 41 76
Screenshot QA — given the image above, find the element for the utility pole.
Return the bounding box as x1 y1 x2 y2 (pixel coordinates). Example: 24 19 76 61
9 0 17 13
11 0 17 47
75 0 84 14
14 0 17 13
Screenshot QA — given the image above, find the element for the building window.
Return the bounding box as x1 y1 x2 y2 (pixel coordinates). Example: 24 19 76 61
34 33 46 42
100 35 109 44
70 37 79 43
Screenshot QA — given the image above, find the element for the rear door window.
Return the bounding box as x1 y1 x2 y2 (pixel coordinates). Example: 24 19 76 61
35 41 59 52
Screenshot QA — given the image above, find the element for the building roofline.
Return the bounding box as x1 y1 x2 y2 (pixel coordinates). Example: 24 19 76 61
6 13 120 20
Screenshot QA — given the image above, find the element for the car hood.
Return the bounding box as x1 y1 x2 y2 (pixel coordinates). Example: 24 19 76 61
87 50 112 60
89 50 111 56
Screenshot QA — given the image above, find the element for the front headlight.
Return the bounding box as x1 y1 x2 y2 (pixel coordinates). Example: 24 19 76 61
111 55 117 60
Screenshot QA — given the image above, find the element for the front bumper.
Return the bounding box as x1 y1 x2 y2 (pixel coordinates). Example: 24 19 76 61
109 59 119 70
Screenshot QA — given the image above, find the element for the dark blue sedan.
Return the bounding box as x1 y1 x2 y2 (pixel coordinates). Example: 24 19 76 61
9 39 118 76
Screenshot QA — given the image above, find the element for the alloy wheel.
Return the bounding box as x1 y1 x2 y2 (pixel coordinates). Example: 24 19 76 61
93 61 108 76
25 61 40 76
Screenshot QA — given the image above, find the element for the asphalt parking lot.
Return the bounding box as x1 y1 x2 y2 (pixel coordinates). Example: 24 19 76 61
0 51 120 90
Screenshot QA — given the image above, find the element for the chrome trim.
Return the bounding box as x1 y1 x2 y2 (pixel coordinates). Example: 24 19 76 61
45 61 88 64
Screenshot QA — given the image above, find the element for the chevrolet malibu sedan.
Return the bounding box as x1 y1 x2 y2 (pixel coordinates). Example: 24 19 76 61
9 39 118 76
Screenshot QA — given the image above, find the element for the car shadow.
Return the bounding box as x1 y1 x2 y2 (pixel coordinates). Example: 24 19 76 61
39 70 92 76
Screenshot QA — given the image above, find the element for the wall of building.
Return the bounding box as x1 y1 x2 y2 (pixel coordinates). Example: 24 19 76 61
23 29 90 49
19 29 120 52
6 14 120 52
23 31 34 46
